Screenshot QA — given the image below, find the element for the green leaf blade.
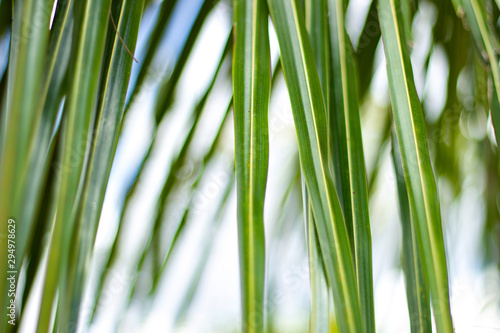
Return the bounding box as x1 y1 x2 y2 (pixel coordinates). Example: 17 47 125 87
304 1 330 331
327 0 375 331
303 181 329 333
378 0 453 331
35 0 113 331
267 0 363 331
233 0 271 331
392 132 432 333
0 0 53 329
65 0 145 326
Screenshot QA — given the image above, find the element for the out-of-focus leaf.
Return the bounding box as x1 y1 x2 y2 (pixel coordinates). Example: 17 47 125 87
173 170 235 326
118 106 233 328
493 89 500 144
92 33 231 318
0 0 53 328
153 0 218 124
125 0 178 109
150 100 233 294
141 35 231 278
14 0 73 296
483 142 500 264
367 109 391 196
355 0 380 99
0 0 12 38
400 0 415 45
266 166 302 331
91 12 227 313
20 130 63 314
460 0 500 144
18 0 74 313
434 11 467 196
89 133 157 322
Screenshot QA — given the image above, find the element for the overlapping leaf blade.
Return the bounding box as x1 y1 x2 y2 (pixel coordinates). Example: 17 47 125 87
304 0 330 330
378 0 453 331
303 182 329 333
392 132 432 333
327 0 375 330
0 0 53 329
64 0 144 328
36 0 113 331
14 0 73 303
19 2 74 312
266 0 363 331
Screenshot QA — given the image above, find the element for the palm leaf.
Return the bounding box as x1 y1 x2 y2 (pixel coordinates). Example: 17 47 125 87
3 0 500 331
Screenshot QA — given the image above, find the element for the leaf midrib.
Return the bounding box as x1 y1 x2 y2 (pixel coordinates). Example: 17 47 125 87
247 0 259 315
